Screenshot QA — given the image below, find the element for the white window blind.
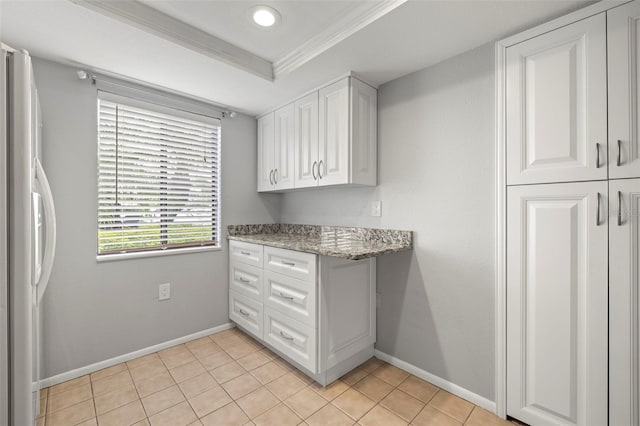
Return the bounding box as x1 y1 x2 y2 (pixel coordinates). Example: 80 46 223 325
97 92 220 255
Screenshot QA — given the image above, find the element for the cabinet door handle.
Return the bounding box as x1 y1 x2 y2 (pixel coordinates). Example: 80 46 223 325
278 292 294 300
238 277 250 284
617 139 622 167
239 309 250 317
279 331 294 341
281 261 295 267
596 192 601 226
274 168 278 184
312 161 317 180
596 143 601 168
269 169 274 185
618 190 623 226
318 160 324 179
240 251 251 256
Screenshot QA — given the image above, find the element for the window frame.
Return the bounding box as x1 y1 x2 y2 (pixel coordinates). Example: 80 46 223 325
95 90 222 262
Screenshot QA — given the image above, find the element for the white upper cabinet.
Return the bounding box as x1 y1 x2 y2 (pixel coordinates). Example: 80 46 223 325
609 2 640 179
258 75 377 192
257 113 275 192
506 14 607 185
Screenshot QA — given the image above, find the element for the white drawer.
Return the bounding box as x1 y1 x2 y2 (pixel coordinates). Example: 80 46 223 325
264 307 317 373
264 246 316 282
229 291 263 340
229 240 263 268
264 271 316 327
229 261 263 302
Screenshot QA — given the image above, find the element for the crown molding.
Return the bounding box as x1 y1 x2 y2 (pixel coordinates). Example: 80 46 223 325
272 0 407 78
68 0 274 81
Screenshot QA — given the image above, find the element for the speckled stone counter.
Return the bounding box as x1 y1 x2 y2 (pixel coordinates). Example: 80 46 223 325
227 224 412 260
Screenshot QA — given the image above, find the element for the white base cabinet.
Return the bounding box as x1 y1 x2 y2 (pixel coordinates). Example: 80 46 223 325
228 240 376 385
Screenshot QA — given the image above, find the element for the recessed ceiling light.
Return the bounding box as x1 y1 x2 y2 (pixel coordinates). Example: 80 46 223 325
250 5 280 28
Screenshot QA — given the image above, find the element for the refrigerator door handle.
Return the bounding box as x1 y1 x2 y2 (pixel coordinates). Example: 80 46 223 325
34 158 56 305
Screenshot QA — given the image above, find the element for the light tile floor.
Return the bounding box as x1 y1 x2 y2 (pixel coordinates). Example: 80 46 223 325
37 328 514 426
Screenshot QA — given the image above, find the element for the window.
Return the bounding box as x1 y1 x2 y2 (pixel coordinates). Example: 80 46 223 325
97 92 220 256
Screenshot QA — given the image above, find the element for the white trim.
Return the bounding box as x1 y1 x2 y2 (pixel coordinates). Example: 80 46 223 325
272 0 407 78
68 0 273 81
374 350 496 413
40 323 235 388
96 245 222 263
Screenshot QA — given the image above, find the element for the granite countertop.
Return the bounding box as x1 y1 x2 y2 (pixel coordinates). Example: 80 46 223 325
227 224 412 260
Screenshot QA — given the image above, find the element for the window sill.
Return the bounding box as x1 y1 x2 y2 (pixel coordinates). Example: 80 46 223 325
96 245 222 263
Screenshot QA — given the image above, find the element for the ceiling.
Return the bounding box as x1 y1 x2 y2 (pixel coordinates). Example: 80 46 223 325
0 0 595 116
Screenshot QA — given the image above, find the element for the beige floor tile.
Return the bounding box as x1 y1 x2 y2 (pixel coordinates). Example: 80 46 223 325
200 351 234 371
428 391 474 423
170 360 206 383
397 376 438 403
90 363 128 382
159 344 190 359
212 333 245 348
49 375 90 395
266 372 307 400
135 371 176 398
353 375 394 402
236 386 280 419
162 350 198 370
188 386 233 418
250 361 288 385
372 364 410 387
223 373 262 400
40 387 49 399
253 403 302 426
226 341 258 359
92 370 134 396
37 396 47 418
259 348 278 360
130 359 169 383
77 418 98 426
290 368 314 385
359 358 384 374
149 400 198 426
412 406 462 426
141 385 185 416
98 399 146 426
332 388 376 420
341 368 368 386
179 372 219 399
189 342 224 360
237 351 271 371
36 416 45 426
127 353 161 370
211 361 247 383
359 405 407 426
132 420 151 426
306 403 354 426
94 382 139 415
48 382 93 413
311 380 350 401
185 336 213 350
47 399 95 426
188 421 203 426
380 389 424 422
465 407 513 426
201 402 249 426
284 387 327 419
272 357 294 372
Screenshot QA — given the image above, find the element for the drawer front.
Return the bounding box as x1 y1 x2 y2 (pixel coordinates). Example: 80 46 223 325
264 271 316 327
229 261 263 301
264 307 317 373
229 291 263 340
264 246 316 282
229 240 263 267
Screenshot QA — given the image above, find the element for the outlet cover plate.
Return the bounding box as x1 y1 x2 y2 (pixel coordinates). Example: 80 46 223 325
159 283 171 301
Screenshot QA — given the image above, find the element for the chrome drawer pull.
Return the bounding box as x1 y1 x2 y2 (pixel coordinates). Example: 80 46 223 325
238 277 250 284
596 143 601 168
279 331 294 341
281 261 295 267
239 309 250 317
596 192 601 226
240 251 251 256
617 139 622 167
618 190 623 226
278 292 294 300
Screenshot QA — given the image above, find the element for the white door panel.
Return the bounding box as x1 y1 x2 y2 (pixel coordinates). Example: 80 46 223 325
294 92 319 188
274 104 295 190
257 113 275 192
506 14 607 184
319 79 349 186
507 181 607 425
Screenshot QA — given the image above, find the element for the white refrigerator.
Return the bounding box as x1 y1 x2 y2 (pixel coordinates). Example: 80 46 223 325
0 45 57 426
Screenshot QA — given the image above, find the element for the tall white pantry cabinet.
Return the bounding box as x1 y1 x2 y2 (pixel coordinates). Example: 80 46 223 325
504 2 640 425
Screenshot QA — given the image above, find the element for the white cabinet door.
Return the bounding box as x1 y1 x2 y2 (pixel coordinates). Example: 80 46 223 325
609 178 640 426
294 92 319 188
609 2 640 179
257 113 275 192
506 181 607 426
350 78 377 186
319 78 349 186
506 14 607 185
274 104 295 190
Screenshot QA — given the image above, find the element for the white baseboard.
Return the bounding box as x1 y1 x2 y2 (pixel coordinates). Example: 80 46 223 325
41 322 235 389
374 350 496 414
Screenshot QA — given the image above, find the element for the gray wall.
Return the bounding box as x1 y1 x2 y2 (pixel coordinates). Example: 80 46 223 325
281 43 496 400
33 58 280 378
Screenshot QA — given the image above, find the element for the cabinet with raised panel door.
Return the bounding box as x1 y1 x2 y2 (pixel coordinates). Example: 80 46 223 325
257 105 295 192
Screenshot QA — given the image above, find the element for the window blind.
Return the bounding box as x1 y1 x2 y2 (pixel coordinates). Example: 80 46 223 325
97 93 220 255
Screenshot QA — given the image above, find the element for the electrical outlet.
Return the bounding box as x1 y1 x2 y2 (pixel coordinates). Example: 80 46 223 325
159 283 171 301
371 201 382 217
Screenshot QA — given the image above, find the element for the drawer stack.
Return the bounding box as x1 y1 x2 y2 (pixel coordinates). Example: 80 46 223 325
228 241 264 339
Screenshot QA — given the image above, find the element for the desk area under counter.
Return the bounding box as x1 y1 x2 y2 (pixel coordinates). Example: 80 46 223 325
226 224 413 386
